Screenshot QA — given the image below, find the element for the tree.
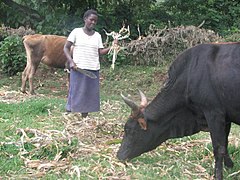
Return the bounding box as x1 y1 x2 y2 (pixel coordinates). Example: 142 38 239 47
162 0 240 35
0 0 159 37
0 0 97 34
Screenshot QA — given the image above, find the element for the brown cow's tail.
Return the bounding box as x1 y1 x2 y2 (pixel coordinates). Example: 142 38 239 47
22 35 28 42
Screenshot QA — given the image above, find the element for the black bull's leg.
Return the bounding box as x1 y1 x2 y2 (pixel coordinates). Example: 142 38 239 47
204 110 232 180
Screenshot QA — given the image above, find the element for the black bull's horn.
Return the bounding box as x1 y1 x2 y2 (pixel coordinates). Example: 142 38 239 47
121 89 148 111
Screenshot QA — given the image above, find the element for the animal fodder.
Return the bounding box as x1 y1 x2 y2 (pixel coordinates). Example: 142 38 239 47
127 24 223 66
1 88 240 179
0 99 127 179
0 25 35 40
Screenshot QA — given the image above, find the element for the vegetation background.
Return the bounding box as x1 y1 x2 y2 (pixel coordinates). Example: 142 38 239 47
1 0 240 37
1 0 240 179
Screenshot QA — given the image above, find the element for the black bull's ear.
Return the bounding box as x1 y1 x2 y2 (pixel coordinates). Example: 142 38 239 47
121 90 148 130
137 118 147 130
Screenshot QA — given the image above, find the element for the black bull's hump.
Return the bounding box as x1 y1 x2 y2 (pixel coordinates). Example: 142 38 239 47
145 42 240 125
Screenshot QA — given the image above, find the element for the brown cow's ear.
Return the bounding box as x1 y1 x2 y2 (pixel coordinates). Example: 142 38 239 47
138 118 147 130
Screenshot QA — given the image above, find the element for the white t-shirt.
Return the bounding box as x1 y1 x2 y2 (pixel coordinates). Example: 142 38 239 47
67 28 104 70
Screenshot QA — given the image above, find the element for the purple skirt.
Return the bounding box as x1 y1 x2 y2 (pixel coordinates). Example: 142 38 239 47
66 69 100 113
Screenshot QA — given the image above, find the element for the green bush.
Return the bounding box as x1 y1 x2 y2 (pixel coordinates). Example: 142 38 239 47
0 35 26 76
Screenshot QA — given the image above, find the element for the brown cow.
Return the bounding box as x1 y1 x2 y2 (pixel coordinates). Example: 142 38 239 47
21 34 68 94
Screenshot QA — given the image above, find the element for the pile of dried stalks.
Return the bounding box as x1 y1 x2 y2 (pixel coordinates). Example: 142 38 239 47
0 25 35 40
0 90 127 178
127 24 223 66
0 86 44 103
1 89 240 179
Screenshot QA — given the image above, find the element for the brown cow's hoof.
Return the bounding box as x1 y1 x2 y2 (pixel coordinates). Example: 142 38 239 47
30 91 36 95
20 89 27 94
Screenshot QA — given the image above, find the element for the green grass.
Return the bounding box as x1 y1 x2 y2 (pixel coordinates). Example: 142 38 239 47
100 64 168 100
0 143 23 174
0 98 65 139
0 65 240 179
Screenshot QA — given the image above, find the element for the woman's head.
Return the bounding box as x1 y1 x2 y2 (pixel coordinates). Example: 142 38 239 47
83 9 98 31
83 9 98 19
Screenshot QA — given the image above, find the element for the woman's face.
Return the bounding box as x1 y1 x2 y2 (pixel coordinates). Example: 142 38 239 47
84 14 98 30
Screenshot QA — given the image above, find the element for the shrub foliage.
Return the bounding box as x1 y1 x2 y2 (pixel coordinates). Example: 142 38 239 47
0 35 26 76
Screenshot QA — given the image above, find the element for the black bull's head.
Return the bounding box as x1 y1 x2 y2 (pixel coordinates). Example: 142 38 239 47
117 90 166 161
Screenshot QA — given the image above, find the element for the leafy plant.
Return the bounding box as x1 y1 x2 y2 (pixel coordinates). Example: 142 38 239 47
0 35 26 76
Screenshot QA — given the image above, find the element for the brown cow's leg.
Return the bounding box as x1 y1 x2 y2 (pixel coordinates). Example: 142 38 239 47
21 64 30 93
28 63 39 95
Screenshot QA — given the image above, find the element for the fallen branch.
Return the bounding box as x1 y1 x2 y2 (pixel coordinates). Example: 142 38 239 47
104 25 130 69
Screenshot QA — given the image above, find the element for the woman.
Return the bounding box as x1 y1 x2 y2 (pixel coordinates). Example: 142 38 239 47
63 9 113 118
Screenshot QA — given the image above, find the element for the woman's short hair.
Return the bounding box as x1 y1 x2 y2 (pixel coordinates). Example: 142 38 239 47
83 9 98 19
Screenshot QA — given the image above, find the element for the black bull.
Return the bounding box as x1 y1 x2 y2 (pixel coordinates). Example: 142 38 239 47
117 42 240 180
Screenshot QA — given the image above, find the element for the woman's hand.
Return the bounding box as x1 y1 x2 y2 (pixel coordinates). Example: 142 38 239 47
70 61 77 70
